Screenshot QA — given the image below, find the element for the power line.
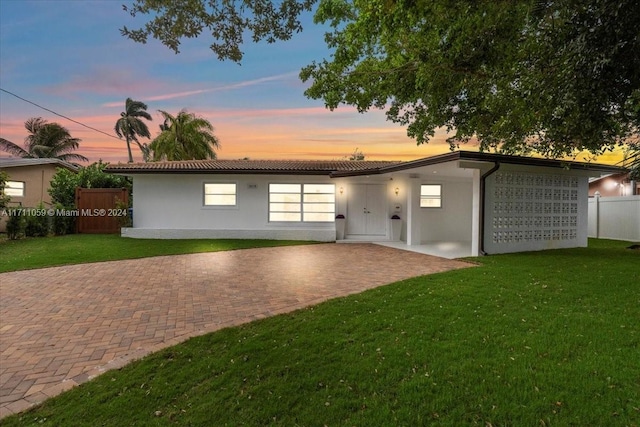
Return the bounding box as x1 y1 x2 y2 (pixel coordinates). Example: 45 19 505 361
0 87 121 141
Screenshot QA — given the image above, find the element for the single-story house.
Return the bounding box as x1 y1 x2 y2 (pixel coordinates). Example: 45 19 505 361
0 157 79 232
105 151 625 257
588 172 639 197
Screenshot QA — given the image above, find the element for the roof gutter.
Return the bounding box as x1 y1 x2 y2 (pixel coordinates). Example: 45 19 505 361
479 161 501 256
104 169 339 176
329 150 626 178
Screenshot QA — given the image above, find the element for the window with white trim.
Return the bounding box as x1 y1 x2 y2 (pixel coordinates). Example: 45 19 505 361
5 181 25 197
420 184 442 208
269 183 335 222
204 183 236 206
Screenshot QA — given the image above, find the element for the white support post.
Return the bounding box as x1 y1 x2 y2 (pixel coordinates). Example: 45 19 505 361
471 169 481 256
594 191 600 238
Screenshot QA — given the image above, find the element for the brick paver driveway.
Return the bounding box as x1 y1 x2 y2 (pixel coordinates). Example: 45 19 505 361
0 243 473 417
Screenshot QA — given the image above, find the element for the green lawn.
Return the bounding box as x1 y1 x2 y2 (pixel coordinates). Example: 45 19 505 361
0 234 317 273
2 239 639 426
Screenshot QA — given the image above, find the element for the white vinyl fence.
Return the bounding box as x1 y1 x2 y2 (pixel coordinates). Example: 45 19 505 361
588 195 640 241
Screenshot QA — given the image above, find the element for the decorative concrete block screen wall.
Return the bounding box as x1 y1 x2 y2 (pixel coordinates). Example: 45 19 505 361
484 169 588 254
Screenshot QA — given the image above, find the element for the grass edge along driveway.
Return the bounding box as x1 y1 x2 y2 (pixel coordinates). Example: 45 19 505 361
1 238 638 426
0 234 317 273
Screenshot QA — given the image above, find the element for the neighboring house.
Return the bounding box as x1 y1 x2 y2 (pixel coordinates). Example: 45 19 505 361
588 172 639 197
105 151 624 256
0 158 79 232
587 172 640 242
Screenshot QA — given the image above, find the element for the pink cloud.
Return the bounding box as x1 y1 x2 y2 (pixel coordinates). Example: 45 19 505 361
43 67 168 100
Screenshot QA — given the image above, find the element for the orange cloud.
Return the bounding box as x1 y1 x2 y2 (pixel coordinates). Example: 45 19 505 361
0 106 628 165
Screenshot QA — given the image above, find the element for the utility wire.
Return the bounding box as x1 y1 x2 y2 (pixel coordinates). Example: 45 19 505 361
614 145 639 166
2 87 635 167
0 87 121 141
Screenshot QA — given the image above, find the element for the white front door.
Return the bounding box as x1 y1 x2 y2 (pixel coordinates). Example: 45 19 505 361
347 184 387 236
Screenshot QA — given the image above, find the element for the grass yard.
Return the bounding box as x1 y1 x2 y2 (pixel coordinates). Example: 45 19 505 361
2 239 639 426
0 234 317 273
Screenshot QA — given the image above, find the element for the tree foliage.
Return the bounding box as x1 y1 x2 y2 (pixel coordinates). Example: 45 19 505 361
149 110 221 161
114 98 153 163
49 161 132 208
122 0 640 158
121 0 316 62
302 0 640 157
0 117 88 162
0 170 11 210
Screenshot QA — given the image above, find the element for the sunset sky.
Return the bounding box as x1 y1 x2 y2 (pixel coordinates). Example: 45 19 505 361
0 1 625 165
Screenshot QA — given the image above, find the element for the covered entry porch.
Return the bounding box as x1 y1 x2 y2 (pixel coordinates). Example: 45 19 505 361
334 157 481 258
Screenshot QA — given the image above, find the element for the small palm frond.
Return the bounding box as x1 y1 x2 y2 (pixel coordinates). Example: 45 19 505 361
114 119 125 139
24 117 47 134
24 117 48 153
0 138 31 157
129 117 152 139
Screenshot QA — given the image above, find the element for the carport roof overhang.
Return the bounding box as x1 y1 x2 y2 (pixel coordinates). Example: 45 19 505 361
328 151 627 178
104 151 627 177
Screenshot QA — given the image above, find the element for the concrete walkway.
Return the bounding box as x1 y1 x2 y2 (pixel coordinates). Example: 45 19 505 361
0 243 473 418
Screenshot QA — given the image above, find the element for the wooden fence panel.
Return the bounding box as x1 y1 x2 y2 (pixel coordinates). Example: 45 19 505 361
75 188 128 234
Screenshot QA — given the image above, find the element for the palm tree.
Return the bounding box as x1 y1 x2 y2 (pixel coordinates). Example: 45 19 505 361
149 110 220 161
114 98 153 163
0 117 88 162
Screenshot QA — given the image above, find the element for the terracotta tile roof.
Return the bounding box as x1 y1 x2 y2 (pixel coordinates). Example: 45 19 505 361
104 159 402 174
104 152 626 176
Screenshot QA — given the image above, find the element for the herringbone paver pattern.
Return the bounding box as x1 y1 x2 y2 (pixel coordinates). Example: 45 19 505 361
0 244 473 418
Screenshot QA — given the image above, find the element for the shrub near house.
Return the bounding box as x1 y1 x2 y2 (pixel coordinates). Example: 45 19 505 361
48 161 132 235
0 170 10 211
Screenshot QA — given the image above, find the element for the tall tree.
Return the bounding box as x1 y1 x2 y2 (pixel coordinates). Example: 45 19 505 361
301 0 640 158
149 110 220 161
0 117 88 162
121 0 640 159
114 98 153 163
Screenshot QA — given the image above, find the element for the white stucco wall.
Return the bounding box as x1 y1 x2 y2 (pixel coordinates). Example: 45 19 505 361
418 179 474 243
122 162 607 252
483 165 591 254
127 174 337 241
